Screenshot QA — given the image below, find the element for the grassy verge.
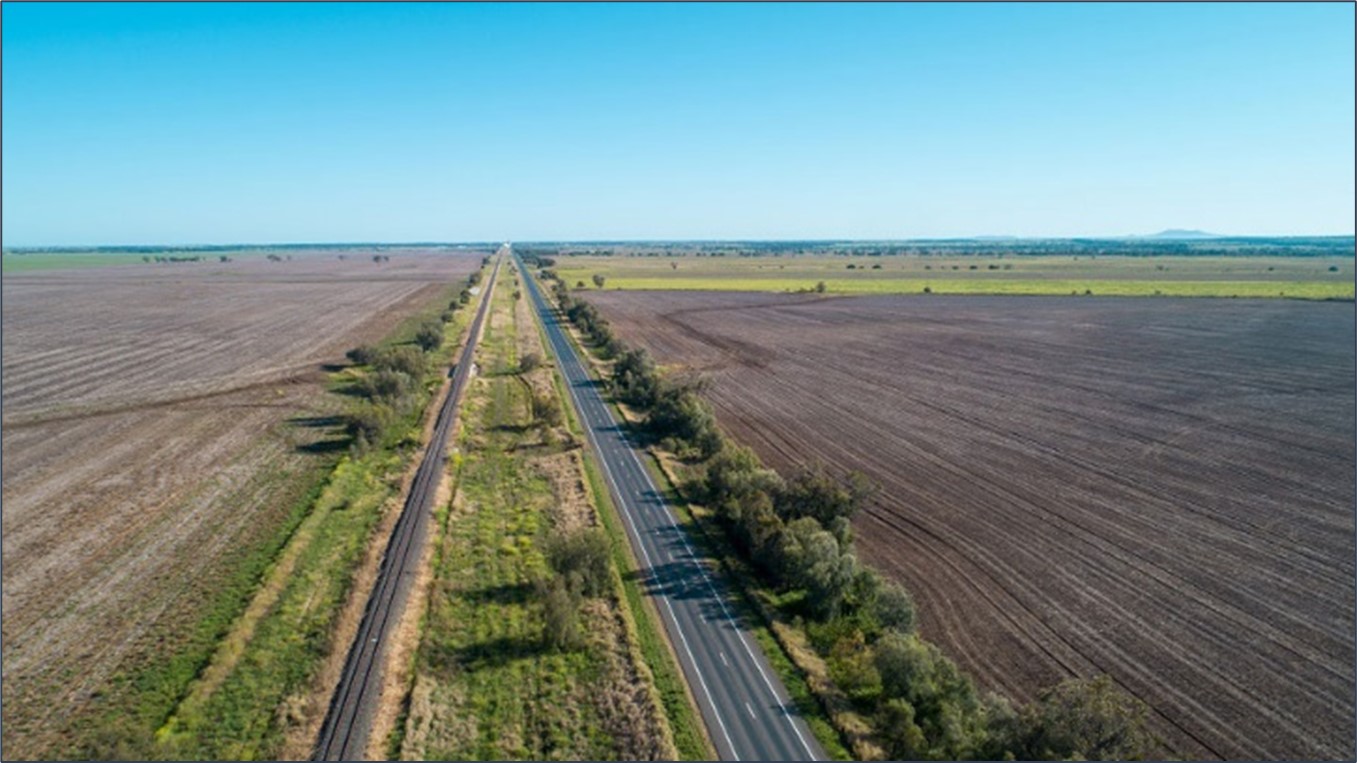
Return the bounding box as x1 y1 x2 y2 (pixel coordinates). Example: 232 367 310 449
552 369 714 761
399 267 680 760
146 275 483 759
529 278 713 761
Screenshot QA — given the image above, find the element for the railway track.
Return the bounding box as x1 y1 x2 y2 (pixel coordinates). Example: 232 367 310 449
312 249 503 761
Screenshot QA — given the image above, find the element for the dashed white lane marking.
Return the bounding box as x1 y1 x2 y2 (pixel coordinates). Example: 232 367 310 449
746 701 757 719
721 652 730 667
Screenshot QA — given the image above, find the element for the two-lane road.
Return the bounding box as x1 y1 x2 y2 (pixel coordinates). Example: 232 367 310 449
517 250 824 762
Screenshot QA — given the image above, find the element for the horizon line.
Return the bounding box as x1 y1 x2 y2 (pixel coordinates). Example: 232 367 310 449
6 233 1357 251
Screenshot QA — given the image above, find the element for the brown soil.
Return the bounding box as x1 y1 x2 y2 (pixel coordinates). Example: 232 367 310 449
589 289 1356 761
0 251 482 758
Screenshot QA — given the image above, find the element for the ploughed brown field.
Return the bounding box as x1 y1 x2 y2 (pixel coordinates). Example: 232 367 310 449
588 290 1356 760
0 251 480 757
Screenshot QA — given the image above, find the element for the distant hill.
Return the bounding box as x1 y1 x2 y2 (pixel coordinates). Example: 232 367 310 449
1144 229 1220 240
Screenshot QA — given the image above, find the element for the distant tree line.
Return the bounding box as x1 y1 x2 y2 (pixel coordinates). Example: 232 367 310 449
509 237 1354 260
142 255 206 264
539 269 1158 761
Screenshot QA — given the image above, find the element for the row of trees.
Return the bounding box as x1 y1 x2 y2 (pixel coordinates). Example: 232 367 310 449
142 254 206 263
559 287 723 460
542 273 1155 760
341 274 477 450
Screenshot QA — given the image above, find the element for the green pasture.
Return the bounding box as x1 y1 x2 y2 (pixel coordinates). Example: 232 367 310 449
555 254 1354 300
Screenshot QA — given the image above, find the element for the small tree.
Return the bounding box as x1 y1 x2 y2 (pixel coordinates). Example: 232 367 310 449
875 581 917 633
1006 675 1155 761
592 274 607 288
778 516 857 618
414 320 443 353
546 528 611 597
346 405 391 450
815 281 827 293
775 466 876 526
874 632 988 759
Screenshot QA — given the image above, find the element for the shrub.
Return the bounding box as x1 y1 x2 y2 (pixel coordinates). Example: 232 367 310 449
815 281 827 293
539 578 582 651
530 393 563 429
827 631 882 701
545 528 612 598
371 346 426 378
414 320 443 352
346 345 377 366
346 405 392 450
355 369 416 402
518 352 542 374
592 274 607 288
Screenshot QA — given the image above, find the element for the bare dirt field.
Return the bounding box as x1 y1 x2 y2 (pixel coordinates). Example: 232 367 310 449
588 290 1356 760
0 250 481 757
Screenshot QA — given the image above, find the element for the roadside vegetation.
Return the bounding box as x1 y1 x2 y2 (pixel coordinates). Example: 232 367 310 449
145 270 486 759
398 267 691 760
541 268 1160 761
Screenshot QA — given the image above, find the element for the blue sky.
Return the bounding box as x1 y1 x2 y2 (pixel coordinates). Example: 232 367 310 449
2 2 1353 246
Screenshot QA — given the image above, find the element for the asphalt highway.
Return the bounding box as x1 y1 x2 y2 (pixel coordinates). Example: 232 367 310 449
516 249 825 762
312 249 503 761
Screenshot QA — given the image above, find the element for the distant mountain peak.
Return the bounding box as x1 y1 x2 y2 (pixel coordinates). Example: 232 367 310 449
1145 228 1219 239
